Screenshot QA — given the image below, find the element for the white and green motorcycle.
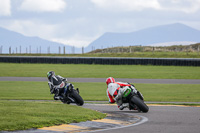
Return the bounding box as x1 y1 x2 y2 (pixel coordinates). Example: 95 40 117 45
122 85 149 113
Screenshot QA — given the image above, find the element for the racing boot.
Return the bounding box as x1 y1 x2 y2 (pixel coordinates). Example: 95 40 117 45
54 94 63 100
54 95 59 100
119 103 129 110
76 88 79 94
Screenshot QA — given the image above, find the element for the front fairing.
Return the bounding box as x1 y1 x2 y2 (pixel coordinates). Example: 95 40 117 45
63 83 74 95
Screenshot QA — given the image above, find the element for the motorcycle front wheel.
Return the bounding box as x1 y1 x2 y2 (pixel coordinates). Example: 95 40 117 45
131 96 149 113
71 91 84 106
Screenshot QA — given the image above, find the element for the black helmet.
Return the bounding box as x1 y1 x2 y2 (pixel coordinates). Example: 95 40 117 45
47 71 55 81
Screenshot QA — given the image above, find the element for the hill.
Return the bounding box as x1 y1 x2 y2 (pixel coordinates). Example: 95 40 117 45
0 27 72 54
90 43 200 53
86 23 200 51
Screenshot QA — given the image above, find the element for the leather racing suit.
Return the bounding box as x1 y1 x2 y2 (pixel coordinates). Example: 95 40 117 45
48 75 67 100
107 82 137 110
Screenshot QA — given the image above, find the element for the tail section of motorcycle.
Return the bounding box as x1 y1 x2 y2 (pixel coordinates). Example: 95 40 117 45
61 83 84 106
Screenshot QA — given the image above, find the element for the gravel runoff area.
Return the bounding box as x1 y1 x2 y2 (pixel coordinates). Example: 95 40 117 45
0 77 200 84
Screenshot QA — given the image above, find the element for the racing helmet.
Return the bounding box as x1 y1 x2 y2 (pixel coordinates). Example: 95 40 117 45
106 77 115 85
47 71 55 81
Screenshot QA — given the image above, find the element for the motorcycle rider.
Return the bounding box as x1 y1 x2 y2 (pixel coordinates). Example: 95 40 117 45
47 71 67 100
106 77 138 110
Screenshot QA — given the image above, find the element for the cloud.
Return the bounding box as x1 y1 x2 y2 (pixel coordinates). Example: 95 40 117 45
91 0 161 12
52 38 92 48
91 0 200 13
52 33 99 48
19 0 66 12
159 0 200 14
0 0 11 16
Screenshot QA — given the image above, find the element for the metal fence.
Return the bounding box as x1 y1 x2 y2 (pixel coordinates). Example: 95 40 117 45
0 56 200 66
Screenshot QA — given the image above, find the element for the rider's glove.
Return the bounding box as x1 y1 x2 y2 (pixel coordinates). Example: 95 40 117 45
62 78 67 82
50 87 55 94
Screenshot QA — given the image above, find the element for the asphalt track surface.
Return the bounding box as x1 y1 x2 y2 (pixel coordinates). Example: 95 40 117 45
1 77 200 84
2 104 200 133
85 104 200 133
1 77 200 133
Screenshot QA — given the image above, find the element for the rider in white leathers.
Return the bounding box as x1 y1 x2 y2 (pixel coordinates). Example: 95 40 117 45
106 77 137 110
47 71 67 100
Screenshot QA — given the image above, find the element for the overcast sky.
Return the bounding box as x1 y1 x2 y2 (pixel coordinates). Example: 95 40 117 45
0 0 200 48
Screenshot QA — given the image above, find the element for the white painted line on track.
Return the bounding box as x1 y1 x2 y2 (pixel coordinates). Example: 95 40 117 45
84 114 148 133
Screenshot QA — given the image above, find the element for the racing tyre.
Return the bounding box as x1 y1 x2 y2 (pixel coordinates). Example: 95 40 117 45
71 91 84 106
131 96 149 113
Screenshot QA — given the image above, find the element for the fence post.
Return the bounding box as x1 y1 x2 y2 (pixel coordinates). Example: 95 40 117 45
47 46 50 54
152 47 155 55
0 46 1 54
9 47 11 54
82 47 84 54
20 46 21 54
175 47 177 55
59 46 61 54
29 46 31 54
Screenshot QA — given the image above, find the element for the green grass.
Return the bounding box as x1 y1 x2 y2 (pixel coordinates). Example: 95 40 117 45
136 84 200 102
0 100 106 131
148 103 200 107
1 81 200 102
0 81 50 100
1 63 200 79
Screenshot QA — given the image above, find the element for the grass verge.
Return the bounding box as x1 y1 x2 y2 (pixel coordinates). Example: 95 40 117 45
0 81 200 102
0 100 106 131
147 103 200 107
0 63 200 79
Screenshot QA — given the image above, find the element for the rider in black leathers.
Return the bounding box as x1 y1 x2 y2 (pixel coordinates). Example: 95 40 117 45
47 71 67 100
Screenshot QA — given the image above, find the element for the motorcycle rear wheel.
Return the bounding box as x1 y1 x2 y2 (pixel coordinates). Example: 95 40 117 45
71 91 84 106
131 96 149 113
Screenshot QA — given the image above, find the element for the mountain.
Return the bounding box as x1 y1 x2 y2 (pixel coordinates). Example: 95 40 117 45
86 23 200 51
0 27 75 54
1 23 200 54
